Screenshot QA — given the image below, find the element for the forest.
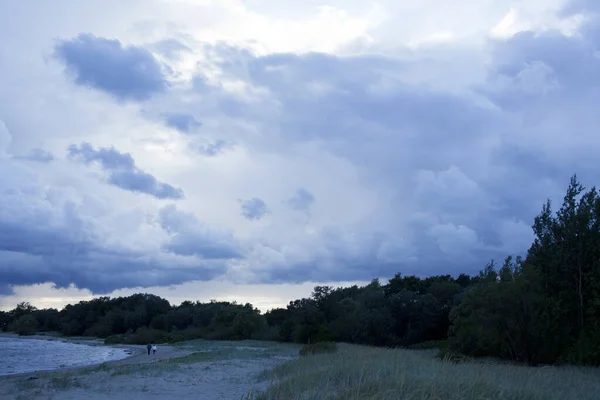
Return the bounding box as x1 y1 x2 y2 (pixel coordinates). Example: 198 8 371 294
2 175 600 366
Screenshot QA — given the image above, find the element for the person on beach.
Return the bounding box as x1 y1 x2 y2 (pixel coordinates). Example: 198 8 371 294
147 343 151 355
152 344 157 355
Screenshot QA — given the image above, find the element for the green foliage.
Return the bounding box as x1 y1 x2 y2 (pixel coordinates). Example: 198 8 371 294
434 347 473 364
0 310 10 331
299 341 338 356
104 327 182 345
563 328 600 366
10 314 38 336
406 340 448 350
448 175 600 366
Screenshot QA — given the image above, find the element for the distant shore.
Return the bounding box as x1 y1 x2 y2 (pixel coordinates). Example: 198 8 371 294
0 331 106 345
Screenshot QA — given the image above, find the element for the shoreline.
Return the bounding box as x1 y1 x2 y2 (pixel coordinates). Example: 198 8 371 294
0 339 298 399
0 333 146 379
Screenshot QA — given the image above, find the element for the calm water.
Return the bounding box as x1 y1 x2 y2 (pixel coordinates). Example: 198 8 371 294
0 337 130 376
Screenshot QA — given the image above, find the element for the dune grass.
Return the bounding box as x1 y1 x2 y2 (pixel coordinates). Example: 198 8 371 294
255 343 600 400
171 339 299 361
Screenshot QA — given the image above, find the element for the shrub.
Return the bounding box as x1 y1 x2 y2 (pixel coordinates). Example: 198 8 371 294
562 332 600 366
83 322 113 338
104 334 125 345
434 347 472 364
407 340 449 350
11 314 38 336
299 341 338 357
175 327 205 341
104 327 183 345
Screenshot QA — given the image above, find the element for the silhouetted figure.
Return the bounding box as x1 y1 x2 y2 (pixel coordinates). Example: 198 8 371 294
147 343 151 355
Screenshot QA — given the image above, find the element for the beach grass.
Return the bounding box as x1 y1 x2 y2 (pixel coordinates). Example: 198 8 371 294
255 343 600 400
169 339 299 362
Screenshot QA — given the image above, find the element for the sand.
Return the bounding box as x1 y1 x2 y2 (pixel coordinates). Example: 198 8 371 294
0 337 298 400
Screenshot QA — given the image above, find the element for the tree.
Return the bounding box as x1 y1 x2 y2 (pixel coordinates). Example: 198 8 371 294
0 311 11 331
12 314 38 336
449 175 600 365
11 302 37 319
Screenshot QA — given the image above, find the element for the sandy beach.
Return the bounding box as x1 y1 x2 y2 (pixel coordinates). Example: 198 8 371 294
0 336 298 400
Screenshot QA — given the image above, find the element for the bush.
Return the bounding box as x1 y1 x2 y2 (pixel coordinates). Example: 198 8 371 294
104 327 183 345
175 327 202 340
256 326 282 342
11 314 38 336
83 322 113 338
202 326 235 341
407 340 449 350
104 334 125 345
299 341 338 357
562 332 600 366
434 347 472 364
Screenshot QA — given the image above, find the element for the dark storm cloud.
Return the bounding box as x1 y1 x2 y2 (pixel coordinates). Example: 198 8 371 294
287 188 315 211
0 202 225 295
240 198 270 220
68 142 184 199
164 113 202 133
192 139 231 157
158 205 243 259
54 33 167 101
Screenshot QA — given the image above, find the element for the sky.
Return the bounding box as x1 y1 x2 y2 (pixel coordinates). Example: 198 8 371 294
1 0 600 312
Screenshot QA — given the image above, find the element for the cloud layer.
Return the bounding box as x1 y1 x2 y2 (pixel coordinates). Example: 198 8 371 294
1 0 599 303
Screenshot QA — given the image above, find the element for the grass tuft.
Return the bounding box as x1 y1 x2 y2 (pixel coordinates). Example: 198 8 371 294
48 373 73 390
299 342 338 357
434 347 473 364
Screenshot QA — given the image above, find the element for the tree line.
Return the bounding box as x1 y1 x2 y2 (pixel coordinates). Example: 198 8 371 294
2 175 599 366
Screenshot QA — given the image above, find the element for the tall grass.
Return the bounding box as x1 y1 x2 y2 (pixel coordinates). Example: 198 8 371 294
256 344 600 400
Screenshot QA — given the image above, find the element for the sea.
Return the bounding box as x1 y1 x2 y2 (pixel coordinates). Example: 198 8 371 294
0 337 131 376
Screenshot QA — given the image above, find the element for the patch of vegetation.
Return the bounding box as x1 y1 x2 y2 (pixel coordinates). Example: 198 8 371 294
162 351 210 364
299 341 338 357
255 345 600 400
104 327 183 345
14 378 41 391
10 314 39 336
108 362 180 377
93 362 111 372
163 344 292 365
176 339 299 358
407 340 448 350
48 373 73 390
434 347 472 364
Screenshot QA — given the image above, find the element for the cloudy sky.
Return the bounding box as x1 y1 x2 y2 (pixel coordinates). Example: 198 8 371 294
1 0 599 311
